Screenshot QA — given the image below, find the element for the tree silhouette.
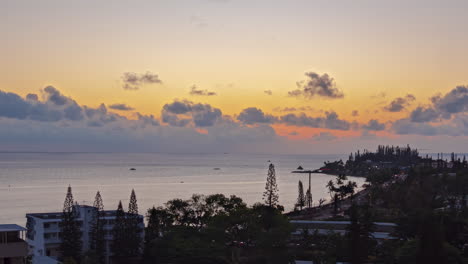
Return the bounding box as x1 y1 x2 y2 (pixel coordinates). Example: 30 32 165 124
296 180 305 210
305 188 313 208
263 163 279 208
127 189 142 258
112 201 127 261
90 191 105 264
60 186 82 262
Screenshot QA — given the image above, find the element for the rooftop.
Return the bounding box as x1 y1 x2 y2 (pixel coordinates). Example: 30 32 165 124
0 224 26 232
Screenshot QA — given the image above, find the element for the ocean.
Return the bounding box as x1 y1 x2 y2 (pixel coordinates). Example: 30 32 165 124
0 152 365 226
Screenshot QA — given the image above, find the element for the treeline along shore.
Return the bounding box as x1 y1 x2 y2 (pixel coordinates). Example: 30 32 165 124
18 146 468 264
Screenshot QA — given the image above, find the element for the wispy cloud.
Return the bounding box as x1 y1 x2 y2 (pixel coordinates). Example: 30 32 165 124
122 71 162 90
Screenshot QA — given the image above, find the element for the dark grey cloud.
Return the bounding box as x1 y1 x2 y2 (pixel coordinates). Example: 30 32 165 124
109 103 135 111
431 85 468 114
26 93 38 101
137 113 160 127
406 86 468 124
237 107 278 125
279 111 350 130
383 94 416 112
362 119 385 131
264 90 273 96
189 85 217 96
44 86 69 105
0 87 83 122
161 100 222 127
288 72 344 99
122 71 162 90
289 131 299 136
409 107 439 122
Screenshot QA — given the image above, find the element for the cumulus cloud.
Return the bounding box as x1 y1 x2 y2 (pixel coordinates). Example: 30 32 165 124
237 107 278 125
383 94 416 112
122 71 162 90
362 119 385 131
312 132 338 141
264 90 273 96
390 86 468 136
0 87 85 122
288 72 344 99
109 103 135 111
162 100 222 127
405 86 468 124
431 85 468 115
189 85 217 96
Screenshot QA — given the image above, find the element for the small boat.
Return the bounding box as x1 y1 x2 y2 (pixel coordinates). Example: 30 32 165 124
129 168 136 171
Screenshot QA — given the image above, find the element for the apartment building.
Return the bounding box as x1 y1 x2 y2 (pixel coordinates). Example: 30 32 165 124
0 224 28 264
26 205 144 264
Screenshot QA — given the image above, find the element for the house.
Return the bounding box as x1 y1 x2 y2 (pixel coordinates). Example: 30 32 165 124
0 224 28 264
26 204 144 264
290 220 397 241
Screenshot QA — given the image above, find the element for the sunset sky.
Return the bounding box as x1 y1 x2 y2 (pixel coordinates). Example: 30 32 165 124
1 0 467 153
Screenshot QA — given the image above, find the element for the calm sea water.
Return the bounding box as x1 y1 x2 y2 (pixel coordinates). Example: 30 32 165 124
0 152 365 226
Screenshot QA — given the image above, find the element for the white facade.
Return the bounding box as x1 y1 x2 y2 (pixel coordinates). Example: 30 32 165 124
26 205 144 264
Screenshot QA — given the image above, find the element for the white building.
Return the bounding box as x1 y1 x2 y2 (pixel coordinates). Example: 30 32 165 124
26 205 144 264
0 224 28 264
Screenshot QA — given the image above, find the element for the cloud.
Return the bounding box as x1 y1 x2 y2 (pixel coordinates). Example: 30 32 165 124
362 119 385 131
26 93 38 101
264 90 273 96
0 87 86 122
189 85 217 96
109 103 135 111
289 131 299 136
370 92 386 99
312 132 338 141
405 85 468 124
351 110 359 117
122 71 162 90
409 107 439 122
162 100 222 127
280 111 351 130
383 94 416 112
288 72 344 99
431 85 468 115
237 107 277 125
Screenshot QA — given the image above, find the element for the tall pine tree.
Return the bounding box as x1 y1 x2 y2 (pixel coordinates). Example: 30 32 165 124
127 189 142 258
90 191 106 264
305 188 313 208
60 186 82 262
296 180 305 210
111 201 127 260
263 163 279 208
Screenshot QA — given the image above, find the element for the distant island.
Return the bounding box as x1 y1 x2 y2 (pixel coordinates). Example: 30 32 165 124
318 145 467 177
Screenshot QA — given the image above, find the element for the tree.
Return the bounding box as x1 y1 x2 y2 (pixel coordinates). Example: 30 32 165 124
296 180 305 210
126 189 142 258
263 163 279 208
305 188 313 208
346 204 375 264
60 186 82 262
90 191 105 264
111 201 127 260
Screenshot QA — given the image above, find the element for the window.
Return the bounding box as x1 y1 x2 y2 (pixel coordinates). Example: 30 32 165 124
44 223 50 228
